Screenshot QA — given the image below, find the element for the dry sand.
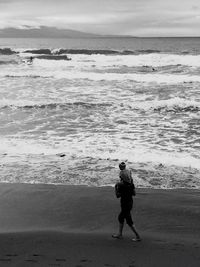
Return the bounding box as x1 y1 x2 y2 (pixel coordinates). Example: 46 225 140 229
0 183 199 267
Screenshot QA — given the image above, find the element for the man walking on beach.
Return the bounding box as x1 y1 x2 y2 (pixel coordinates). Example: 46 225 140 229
112 162 141 241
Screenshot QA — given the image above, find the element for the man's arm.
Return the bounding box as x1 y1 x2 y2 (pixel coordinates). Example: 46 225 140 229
115 183 121 198
132 183 136 196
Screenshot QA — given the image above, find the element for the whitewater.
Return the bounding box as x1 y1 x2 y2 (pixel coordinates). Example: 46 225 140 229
0 37 200 188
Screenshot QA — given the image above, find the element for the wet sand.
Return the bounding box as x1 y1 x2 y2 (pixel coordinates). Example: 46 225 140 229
0 183 199 267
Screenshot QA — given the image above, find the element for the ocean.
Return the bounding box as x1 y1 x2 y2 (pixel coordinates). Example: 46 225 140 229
0 37 200 188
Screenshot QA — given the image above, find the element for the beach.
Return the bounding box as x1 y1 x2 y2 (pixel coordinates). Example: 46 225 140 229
1 37 200 266
0 183 199 267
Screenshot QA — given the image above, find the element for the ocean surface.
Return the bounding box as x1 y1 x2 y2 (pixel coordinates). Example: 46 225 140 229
0 37 200 188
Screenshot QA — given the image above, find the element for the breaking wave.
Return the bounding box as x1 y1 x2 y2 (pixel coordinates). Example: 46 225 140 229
135 49 161 54
2 46 200 56
23 48 162 55
0 100 112 110
1 98 200 113
34 55 71 60
23 48 52 54
131 98 200 112
4 74 52 78
0 47 164 56
0 48 17 55
21 48 199 56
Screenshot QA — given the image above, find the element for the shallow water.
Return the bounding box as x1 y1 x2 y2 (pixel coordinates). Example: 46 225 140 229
0 38 200 188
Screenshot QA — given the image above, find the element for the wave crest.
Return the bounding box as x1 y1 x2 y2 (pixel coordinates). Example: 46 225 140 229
135 49 161 54
4 74 51 78
0 48 17 55
23 49 52 54
1 98 200 113
0 101 112 110
132 98 200 113
1 47 200 57
35 55 71 60
54 48 161 55
19 48 163 55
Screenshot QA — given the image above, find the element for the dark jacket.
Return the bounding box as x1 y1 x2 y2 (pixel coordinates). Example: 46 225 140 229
115 181 136 206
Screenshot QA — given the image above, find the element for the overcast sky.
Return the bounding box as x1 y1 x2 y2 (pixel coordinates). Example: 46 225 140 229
0 0 200 36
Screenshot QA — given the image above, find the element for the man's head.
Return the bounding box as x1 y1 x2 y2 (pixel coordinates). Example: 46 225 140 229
119 162 126 170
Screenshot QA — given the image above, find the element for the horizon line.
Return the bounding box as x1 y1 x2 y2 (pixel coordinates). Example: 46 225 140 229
0 36 200 38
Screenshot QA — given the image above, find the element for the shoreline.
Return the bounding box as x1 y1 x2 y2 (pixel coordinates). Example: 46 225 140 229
1 153 200 188
0 183 199 266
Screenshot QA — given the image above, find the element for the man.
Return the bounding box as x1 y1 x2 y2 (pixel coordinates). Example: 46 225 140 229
112 162 141 241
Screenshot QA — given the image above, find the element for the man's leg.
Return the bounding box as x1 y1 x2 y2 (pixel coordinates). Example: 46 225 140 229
118 222 124 237
126 211 141 241
112 211 124 239
129 224 141 241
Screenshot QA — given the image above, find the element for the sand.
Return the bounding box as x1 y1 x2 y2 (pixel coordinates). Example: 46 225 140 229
0 183 199 267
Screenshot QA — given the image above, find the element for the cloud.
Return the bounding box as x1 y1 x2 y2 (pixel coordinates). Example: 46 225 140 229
0 0 200 36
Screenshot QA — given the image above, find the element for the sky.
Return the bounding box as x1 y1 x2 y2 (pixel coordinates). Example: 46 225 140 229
0 0 200 37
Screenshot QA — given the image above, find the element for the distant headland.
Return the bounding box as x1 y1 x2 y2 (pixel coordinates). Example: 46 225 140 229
0 26 134 38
